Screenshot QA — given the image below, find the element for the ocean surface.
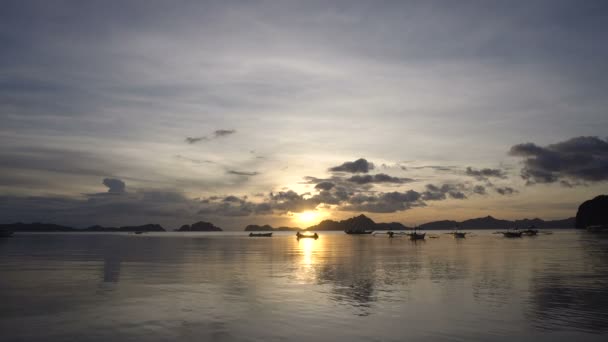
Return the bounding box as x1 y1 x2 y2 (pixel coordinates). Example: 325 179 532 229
1 230 607 341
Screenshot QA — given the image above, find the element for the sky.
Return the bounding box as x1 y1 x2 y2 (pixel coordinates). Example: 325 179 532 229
1 0 607 229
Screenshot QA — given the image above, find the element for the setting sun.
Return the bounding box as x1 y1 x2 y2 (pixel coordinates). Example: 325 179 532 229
294 211 320 226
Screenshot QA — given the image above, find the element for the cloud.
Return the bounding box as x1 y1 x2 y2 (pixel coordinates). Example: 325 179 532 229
495 187 517 195
421 183 467 200
341 190 423 213
227 170 259 176
185 129 236 144
408 165 458 172
465 167 507 181
185 136 208 144
314 181 335 191
329 158 374 173
213 129 236 137
472 185 487 195
346 173 415 184
102 178 126 193
509 136 608 185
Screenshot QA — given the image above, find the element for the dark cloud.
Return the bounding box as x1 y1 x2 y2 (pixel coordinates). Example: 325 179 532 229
465 167 507 181
329 158 374 173
268 190 318 213
185 136 208 144
422 183 467 200
472 185 487 195
495 187 517 195
223 195 242 203
227 170 259 176
409 165 458 172
314 182 335 191
213 129 236 137
102 178 126 194
185 129 236 144
346 173 414 184
509 136 608 185
341 190 423 213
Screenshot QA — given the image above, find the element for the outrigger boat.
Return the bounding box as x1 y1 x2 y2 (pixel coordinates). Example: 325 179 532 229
344 229 374 235
445 227 468 238
249 232 272 237
495 229 523 238
296 232 319 240
406 227 426 240
522 226 539 236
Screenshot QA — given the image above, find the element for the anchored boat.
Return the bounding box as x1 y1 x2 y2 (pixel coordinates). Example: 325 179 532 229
497 229 523 238
344 230 373 235
249 232 272 237
296 232 319 240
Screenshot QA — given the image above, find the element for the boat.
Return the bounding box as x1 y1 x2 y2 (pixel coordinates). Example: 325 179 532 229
134 231 144 235
499 229 523 238
445 227 467 238
407 232 426 240
249 232 272 237
406 227 426 240
296 232 319 239
452 232 467 238
378 231 407 238
0 229 13 238
344 230 373 235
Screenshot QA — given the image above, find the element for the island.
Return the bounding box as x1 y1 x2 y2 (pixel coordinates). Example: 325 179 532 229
576 195 608 229
176 221 223 231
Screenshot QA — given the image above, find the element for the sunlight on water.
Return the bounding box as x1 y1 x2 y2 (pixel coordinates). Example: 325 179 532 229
1 231 607 341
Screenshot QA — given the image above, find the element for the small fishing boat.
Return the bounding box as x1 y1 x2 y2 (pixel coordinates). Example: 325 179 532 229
0 229 13 238
445 227 468 238
249 232 272 237
499 229 523 238
408 232 426 240
296 232 319 239
134 231 144 235
344 230 374 235
406 227 426 240
378 231 407 238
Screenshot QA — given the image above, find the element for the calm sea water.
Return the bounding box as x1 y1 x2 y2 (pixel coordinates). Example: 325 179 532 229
1 230 607 341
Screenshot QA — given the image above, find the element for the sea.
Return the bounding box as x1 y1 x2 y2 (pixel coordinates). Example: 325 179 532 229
1 230 607 341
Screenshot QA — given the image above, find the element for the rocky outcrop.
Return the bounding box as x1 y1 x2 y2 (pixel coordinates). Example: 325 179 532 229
305 214 409 231
576 195 608 228
177 221 222 231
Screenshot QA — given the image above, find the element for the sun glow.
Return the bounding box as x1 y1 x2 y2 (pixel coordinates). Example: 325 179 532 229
294 210 320 225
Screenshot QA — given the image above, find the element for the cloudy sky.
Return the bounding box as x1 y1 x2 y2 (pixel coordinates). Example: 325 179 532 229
1 0 607 229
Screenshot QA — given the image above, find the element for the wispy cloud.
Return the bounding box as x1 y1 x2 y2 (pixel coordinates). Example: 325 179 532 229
227 170 259 176
185 129 236 144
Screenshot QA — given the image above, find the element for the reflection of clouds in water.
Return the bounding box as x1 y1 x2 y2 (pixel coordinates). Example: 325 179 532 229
527 236 608 333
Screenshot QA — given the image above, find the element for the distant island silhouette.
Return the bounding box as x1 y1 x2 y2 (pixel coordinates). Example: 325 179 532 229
177 221 222 232
0 215 578 233
243 213 575 232
5 193 608 233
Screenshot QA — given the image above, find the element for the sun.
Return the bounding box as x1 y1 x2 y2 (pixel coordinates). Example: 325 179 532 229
294 211 320 225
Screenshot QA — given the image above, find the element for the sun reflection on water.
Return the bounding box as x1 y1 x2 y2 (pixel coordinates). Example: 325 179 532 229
299 237 317 266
